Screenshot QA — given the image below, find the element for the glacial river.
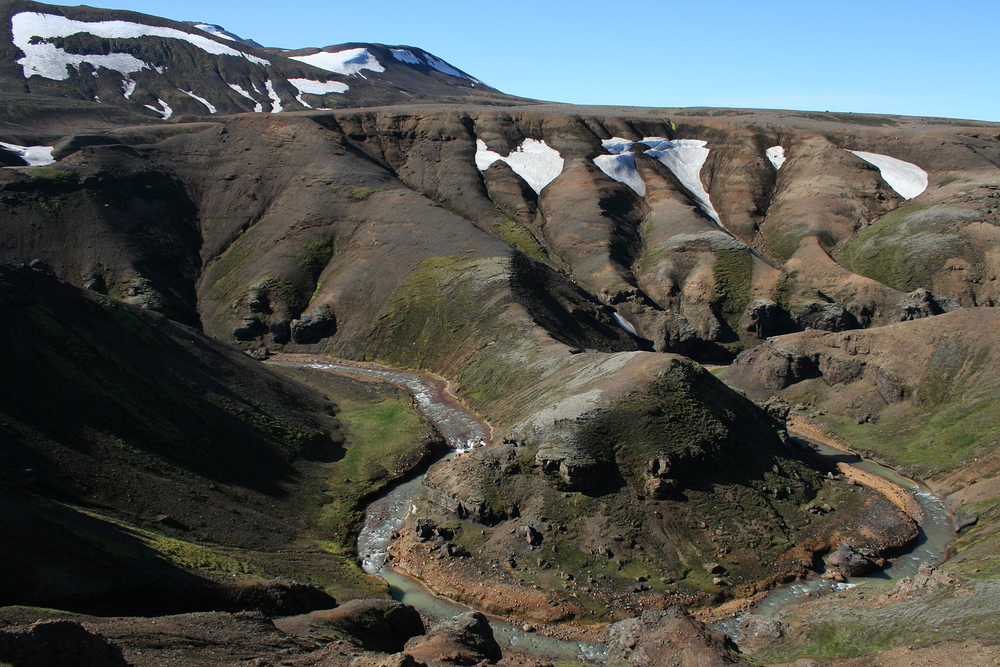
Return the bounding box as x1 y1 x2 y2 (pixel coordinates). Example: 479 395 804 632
272 359 953 660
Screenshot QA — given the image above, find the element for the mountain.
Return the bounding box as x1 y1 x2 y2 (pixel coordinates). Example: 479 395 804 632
2 0 1000 663
0 0 520 123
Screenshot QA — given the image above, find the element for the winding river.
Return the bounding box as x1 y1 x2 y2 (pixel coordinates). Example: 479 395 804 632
273 358 954 660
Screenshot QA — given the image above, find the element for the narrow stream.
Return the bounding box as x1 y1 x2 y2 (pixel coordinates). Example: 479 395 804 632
274 360 606 662
275 360 953 660
749 439 953 617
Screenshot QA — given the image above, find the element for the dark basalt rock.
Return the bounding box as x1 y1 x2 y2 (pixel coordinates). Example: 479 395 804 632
795 301 861 332
0 620 128 667
405 611 502 665
290 305 336 344
233 315 267 341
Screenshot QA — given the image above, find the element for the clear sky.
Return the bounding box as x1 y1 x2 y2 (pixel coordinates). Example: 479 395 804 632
97 0 998 122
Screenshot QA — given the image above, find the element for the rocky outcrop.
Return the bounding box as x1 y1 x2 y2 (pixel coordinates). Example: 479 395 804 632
606 607 750 666
276 600 425 653
404 612 502 665
0 620 128 667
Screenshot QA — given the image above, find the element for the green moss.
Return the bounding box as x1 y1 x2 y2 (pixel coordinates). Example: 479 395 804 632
837 202 970 291
495 213 548 261
349 186 390 201
713 247 753 339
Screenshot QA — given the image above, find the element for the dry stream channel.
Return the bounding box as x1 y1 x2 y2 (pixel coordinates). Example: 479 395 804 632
274 360 954 662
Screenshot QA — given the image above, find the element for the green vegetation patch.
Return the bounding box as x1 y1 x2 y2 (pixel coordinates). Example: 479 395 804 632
838 203 976 291
495 213 548 261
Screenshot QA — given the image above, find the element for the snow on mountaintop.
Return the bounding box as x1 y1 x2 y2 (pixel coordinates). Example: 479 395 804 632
476 138 564 194
11 11 270 81
390 49 422 65
766 145 786 170
0 141 56 166
848 150 928 200
185 22 263 48
289 48 385 76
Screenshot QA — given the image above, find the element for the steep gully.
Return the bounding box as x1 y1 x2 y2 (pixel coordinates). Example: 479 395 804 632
270 357 953 660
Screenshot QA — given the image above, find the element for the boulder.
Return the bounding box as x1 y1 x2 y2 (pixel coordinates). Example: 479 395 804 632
0 620 128 667
282 599 425 653
606 607 750 667
233 316 267 341
231 577 337 616
741 299 795 339
290 305 337 344
795 302 860 332
823 541 875 577
405 611 502 665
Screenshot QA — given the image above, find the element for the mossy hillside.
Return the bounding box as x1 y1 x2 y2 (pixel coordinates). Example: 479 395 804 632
754 579 1000 663
837 203 975 292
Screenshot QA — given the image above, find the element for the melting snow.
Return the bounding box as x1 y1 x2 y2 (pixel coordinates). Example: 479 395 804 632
11 11 270 81
191 23 235 41
228 83 263 112
0 141 55 166
181 89 216 113
475 138 564 194
642 138 722 226
612 312 638 336
142 98 172 120
848 150 928 199
390 48 422 64
602 137 636 155
264 80 282 113
288 78 349 109
594 153 645 196
289 48 385 76
424 53 463 78
766 145 786 170
122 78 137 99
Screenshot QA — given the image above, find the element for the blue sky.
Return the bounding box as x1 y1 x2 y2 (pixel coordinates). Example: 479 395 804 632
103 0 998 122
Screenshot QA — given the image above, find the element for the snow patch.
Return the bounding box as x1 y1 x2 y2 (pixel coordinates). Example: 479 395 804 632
288 78 349 95
475 138 564 194
424 53 463 78
227 83 263 112
11 11 269 81
390 48 422 64
288 78 349 109
848 150 928 199
122 78 137 99
0 141 55 166
142 98 172 120
612 312 638 336
190 23 235 41
594 153 645 196
181 89 216 113
602 137 636 155
264 80 282 113
766 145 786 170
642 138 721 226
289 48 384 76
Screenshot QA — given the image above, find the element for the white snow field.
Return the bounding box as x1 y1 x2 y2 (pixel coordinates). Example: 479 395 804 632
594 153 645 196
475 138 564 194
122 78 137 99
142 99 172 120
642 138 722 226
390 48 422 64
289 48 384 76
287 79 349 108
264 80 282 113
190 23 237 42
12 11 269 80
766 145 786 170
848 150 928 199
0 141 56 166
181 90 216 113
